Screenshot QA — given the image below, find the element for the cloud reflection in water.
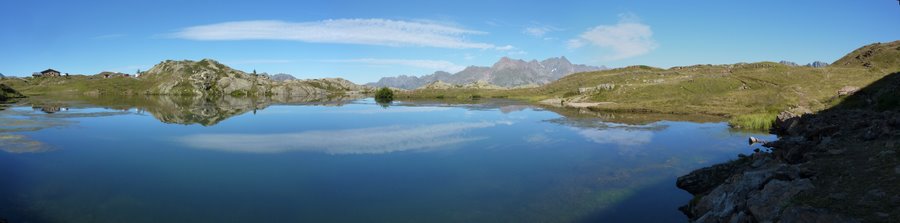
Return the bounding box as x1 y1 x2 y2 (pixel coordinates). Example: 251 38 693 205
179 122 507 154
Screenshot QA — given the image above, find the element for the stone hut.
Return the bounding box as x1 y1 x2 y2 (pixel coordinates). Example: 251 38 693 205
39 69 61 77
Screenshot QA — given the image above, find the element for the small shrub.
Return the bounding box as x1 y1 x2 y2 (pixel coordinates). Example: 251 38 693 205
374 87 394 103
563 91 578 97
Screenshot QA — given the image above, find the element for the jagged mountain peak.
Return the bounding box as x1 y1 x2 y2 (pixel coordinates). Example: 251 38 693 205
368 56 607 89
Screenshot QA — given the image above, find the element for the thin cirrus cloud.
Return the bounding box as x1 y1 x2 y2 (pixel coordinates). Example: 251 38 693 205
524 27 550 37
568 13 658 60
522 25 560 39
322 58 467 73
170 19 511 50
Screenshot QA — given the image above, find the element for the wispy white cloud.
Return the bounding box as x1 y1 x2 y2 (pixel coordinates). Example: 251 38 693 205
524 27 549 37
495 45 516 51
494 45 526 55
179 122 509 154
523 25 561 38
322 58 466 73
170 19 504 49
567 13 658 60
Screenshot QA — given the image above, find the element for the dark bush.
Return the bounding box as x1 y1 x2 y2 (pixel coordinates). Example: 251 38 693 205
375 87 394 103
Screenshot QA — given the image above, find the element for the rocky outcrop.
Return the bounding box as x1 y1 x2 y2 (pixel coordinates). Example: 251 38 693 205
677 153 838 222
833 41 900 70
837 86 860 96
577 83 615 94
368 56 606 89
805 61 829 68
140 59 372 97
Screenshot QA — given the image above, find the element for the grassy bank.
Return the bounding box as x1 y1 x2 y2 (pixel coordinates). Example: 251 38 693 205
397 60 890 130
727 113 777 131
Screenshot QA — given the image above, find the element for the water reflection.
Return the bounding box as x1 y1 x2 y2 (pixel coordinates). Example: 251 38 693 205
23 94 363 126
547 117 668 147
180 121 509 154
0 95 777 223
32 105 68 113
0 134 50 153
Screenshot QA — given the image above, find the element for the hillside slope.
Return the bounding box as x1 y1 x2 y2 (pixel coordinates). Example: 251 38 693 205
0 59 372 97
543 41 898 117
677 42 900 222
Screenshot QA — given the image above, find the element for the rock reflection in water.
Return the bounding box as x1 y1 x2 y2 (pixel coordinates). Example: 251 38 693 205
23 94 364 126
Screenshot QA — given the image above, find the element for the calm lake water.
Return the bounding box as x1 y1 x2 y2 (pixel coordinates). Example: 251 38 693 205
0 96 773 223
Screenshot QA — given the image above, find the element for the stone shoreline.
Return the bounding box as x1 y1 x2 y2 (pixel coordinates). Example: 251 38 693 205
676 72 900 222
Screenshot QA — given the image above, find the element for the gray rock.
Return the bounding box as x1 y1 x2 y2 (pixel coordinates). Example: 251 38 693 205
746 179 814 222
677 159 751 195
779 60 799 66
780 206 860 223
690 166 778 221
728 211 751 223
837 86 860 96
858 188 888 206
751 157 771 168
805 61 830 68
774 111 802 135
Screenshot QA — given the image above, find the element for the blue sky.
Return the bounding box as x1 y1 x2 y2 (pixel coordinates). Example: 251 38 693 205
1 0 898 83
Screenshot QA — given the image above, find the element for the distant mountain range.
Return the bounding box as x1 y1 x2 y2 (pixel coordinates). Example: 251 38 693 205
778 60 831 68
367 56 607 89
261 73 298 82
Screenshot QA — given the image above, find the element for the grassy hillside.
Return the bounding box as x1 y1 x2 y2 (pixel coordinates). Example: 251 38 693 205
538 63 881 113
1 75 154 96
399 40 900 130
0 59 373 98
3 41 897 130
833 41 900 71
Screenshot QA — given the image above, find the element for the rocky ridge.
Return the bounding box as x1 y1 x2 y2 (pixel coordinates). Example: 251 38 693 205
140 59 371 96
416 80 507 90
368 56 606 89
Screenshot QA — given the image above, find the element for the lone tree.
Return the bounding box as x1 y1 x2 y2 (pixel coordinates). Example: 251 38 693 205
374 87 394 103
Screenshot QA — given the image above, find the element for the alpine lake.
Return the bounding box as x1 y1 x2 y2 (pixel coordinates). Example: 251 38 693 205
0 95 774 223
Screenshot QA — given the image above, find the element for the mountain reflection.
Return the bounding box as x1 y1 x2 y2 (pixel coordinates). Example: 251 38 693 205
25 94 364 126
